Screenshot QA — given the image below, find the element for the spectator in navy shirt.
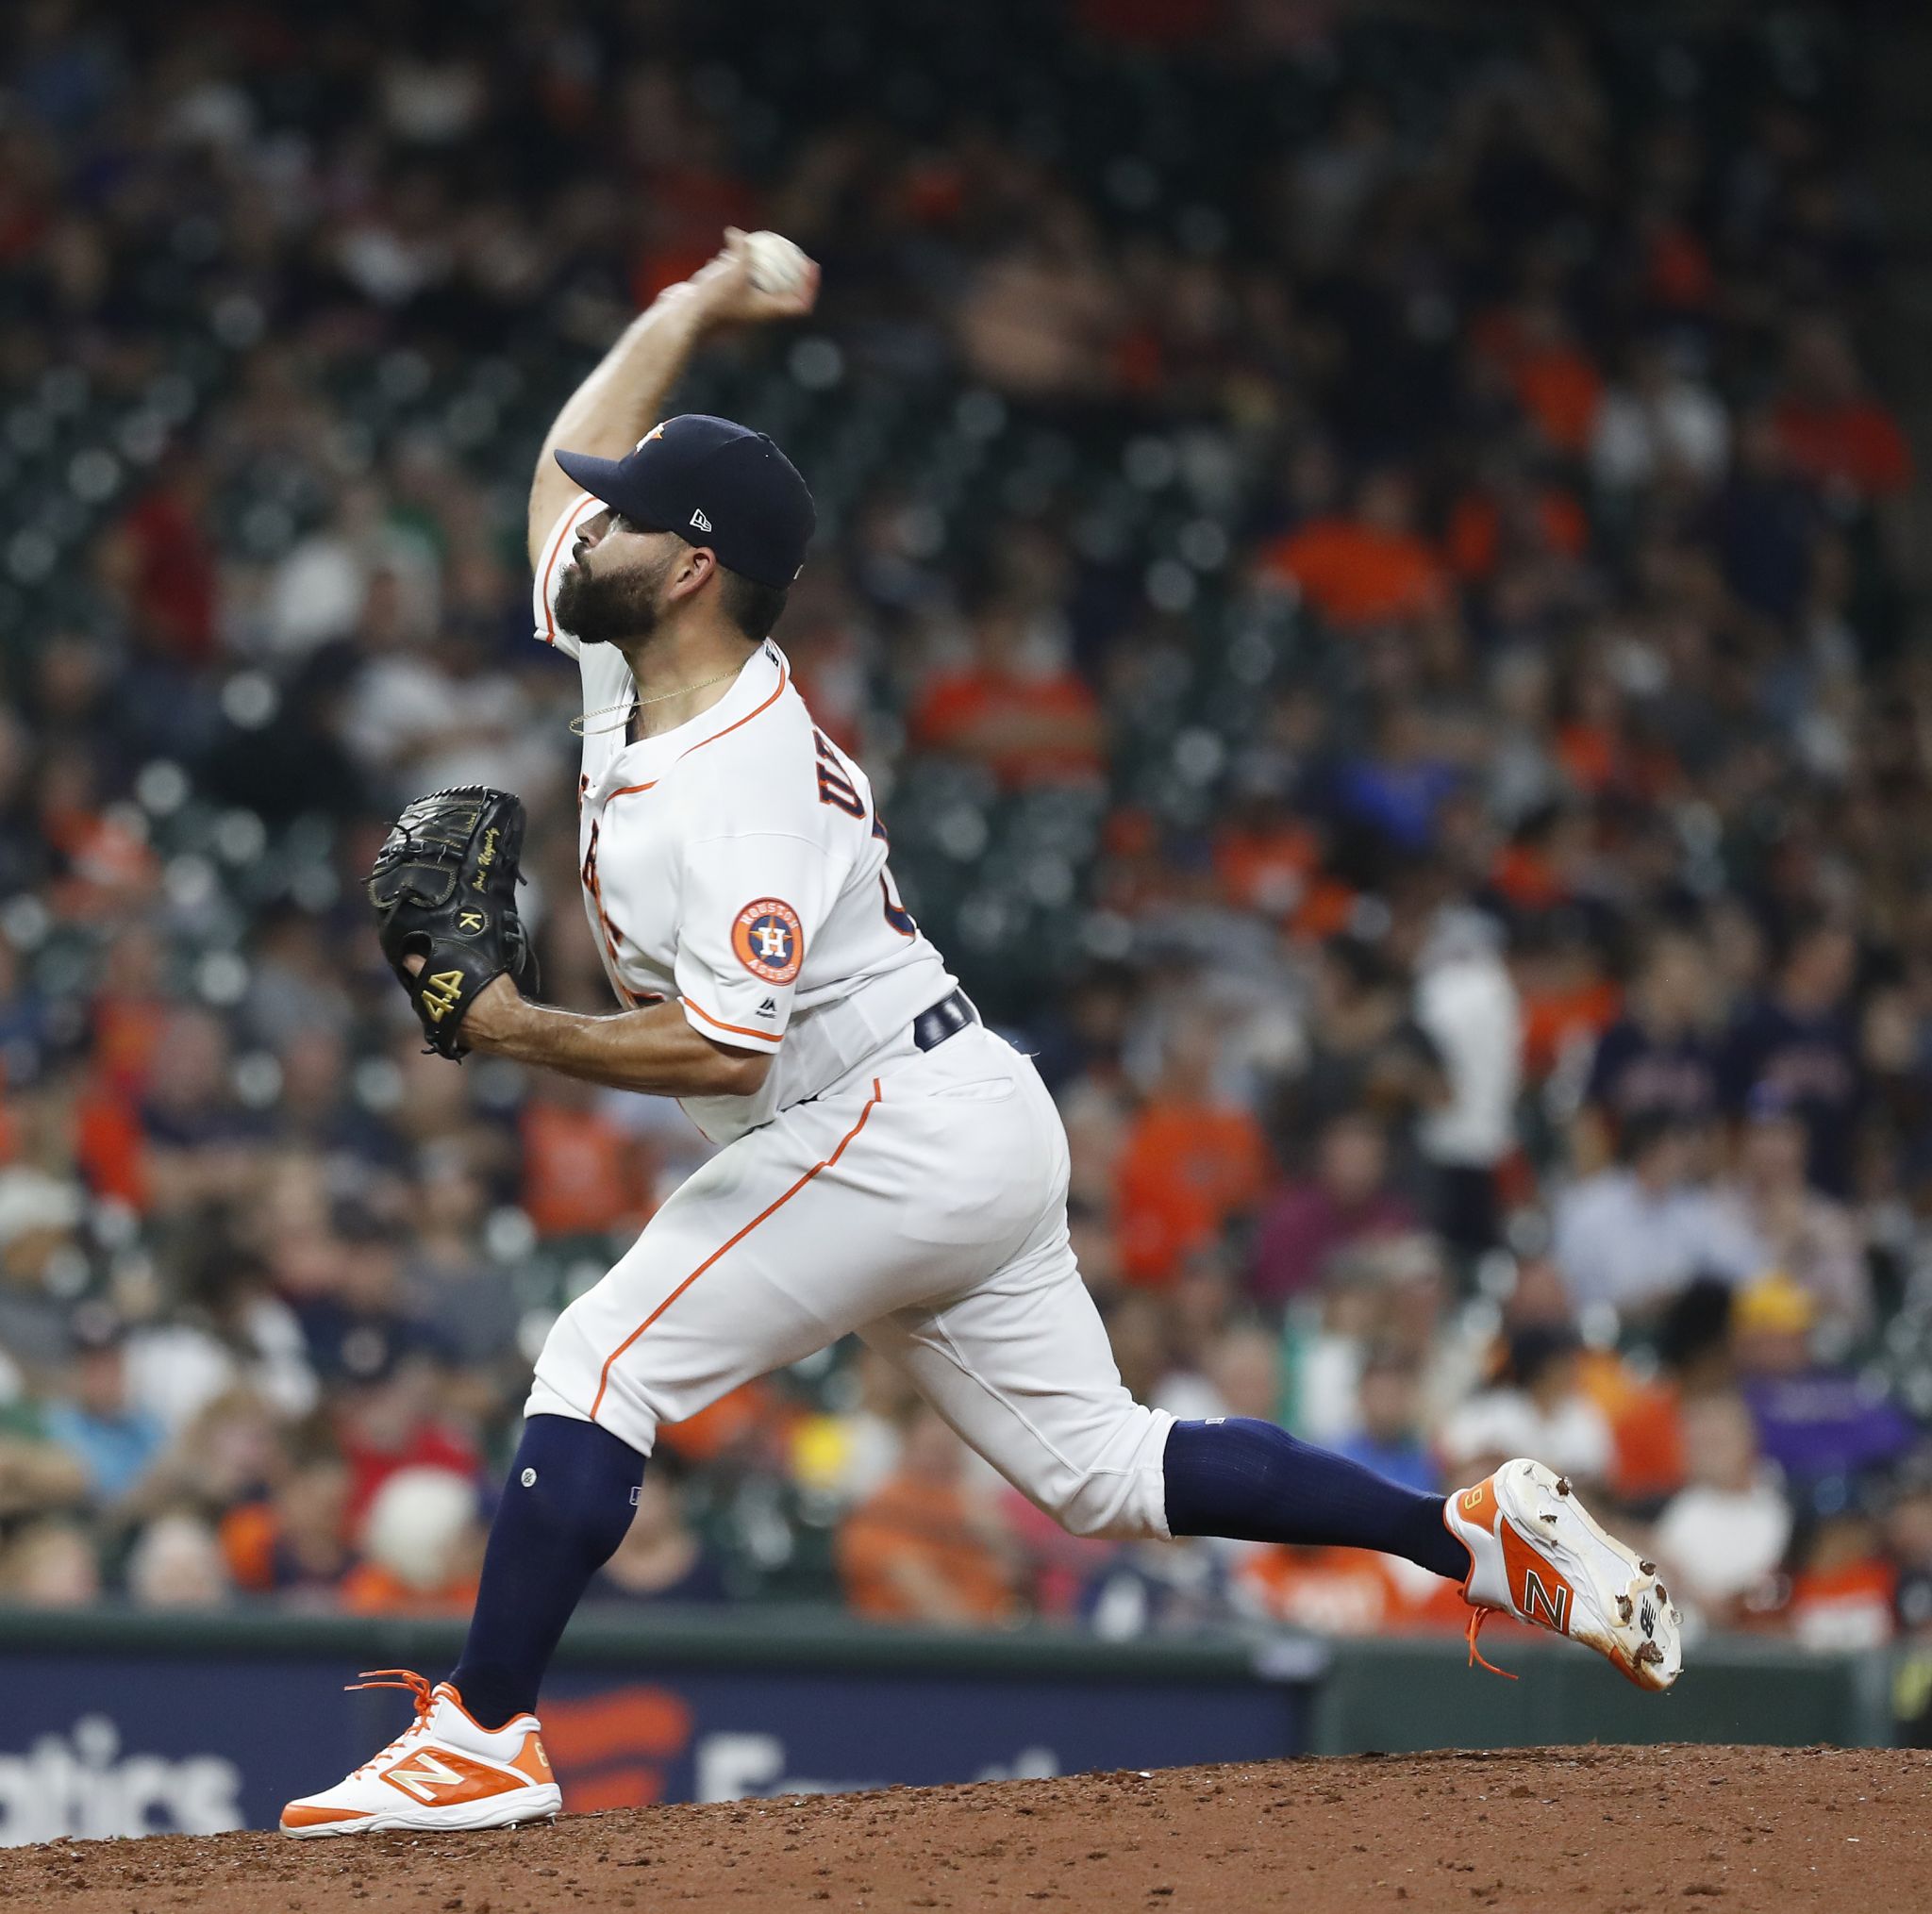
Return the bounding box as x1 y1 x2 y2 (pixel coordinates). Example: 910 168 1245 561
1579 927 1722 1171
1719 922 1863 1195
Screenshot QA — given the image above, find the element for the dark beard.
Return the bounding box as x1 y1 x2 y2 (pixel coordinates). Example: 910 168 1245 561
555 554 662 647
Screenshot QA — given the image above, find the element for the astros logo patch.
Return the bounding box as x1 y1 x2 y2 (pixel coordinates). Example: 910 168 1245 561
731 899 804 985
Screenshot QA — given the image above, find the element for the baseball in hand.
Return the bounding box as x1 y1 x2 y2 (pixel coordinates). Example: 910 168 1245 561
743 229 813 299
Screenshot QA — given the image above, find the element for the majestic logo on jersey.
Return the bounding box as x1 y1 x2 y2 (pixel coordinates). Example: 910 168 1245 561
731 899 804 985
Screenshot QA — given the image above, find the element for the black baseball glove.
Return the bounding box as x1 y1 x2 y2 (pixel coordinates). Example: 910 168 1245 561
367 786 541 1058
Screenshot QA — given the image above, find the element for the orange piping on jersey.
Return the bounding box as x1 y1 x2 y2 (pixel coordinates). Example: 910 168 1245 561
589 1077 883 1423
600 663 791 801
691 660 788 757
684 996 783 1046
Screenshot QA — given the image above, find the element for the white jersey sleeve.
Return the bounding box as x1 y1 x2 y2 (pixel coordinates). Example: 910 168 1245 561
530 492 606 661
673 828 841 1054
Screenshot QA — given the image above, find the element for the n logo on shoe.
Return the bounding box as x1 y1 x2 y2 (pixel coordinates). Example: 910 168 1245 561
1518 1568 1572 1635
385 1752 466 1802
381 1748 519 1806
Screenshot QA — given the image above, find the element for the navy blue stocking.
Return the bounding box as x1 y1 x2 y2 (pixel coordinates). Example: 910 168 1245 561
1163 1418 1470 1581
448 1414 647 1728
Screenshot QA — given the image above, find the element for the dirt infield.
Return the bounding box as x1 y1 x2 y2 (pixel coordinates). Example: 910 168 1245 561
3 1744 1930 1913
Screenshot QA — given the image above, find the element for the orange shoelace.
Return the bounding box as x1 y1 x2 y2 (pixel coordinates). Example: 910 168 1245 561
344 1668 440 1776
1463 1608 1519 1682
348 1668 438 1712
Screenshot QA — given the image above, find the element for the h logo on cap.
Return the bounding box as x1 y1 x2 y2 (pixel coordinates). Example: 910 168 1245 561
690 508 711 533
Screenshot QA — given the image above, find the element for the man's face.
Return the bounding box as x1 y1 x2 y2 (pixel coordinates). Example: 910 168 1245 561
555 507 680 646
1358 1364 1416 1442
1634 1124 1689 1189
1320 1117 1384 1203
1742 1114 1806 1187
76 1345 125 1416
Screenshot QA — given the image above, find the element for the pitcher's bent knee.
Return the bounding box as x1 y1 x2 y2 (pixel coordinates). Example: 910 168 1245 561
1029 1404 1174 1541
525 1295 661 1457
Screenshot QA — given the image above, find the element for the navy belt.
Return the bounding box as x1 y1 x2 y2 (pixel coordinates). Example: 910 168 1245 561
912 989 978 1052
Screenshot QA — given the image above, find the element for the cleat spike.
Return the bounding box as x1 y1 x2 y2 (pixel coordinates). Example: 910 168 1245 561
1639 1559 1656 1575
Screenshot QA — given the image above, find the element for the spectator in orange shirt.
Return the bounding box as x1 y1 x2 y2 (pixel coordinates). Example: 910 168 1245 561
1257 469 1447 629
1786 1509 1897 1652
1444 470 1589 584
8 1067 148 1218
837 1406 1021 1624
1773 316 1912 499
1114 1009 1271 1287
1474 295 1605 456
36 743 161 921
1236 1539 1469 1637
1511 911 1621 1084
87 922 171 1102
1553 665 1673 804
521 1075 656 1240
1489 806 1586 914
1211 778 1322 920
908 600 1106 790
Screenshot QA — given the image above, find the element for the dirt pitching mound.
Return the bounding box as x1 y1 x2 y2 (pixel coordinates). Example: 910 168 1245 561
4 1744 1929 1913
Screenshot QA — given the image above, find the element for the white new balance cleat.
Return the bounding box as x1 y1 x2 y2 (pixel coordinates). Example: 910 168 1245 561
1442 1457 1684 1691
280 1670 561 1838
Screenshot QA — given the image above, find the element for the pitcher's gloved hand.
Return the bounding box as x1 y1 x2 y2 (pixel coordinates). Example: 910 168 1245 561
367 786 540 1059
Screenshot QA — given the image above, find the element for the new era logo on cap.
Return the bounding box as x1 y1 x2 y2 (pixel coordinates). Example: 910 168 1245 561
691 508 711 532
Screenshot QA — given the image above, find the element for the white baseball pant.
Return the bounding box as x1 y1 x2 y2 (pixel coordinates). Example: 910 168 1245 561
527 1023 1174 1540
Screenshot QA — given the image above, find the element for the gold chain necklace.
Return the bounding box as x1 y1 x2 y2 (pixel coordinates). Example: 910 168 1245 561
571 664 743 738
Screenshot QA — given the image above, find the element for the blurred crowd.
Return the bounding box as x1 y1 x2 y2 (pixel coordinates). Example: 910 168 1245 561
4 0 1932 1719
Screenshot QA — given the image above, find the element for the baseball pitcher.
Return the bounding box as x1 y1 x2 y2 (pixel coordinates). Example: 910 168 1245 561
283 231 1681 1838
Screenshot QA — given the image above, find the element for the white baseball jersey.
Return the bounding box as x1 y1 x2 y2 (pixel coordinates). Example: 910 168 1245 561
533 492 955 1145
525 490 1173 1544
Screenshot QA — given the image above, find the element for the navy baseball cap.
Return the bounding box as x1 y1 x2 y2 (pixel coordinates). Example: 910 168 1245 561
555 414 815 591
